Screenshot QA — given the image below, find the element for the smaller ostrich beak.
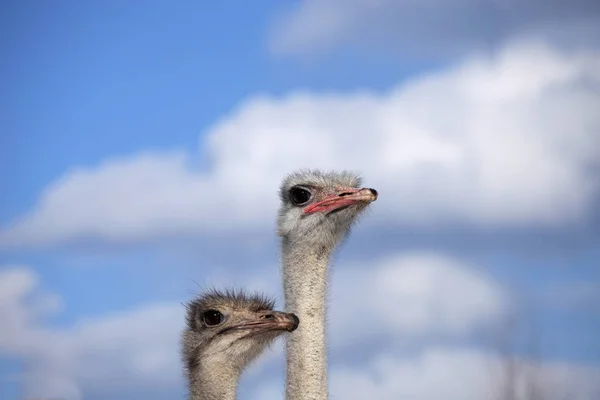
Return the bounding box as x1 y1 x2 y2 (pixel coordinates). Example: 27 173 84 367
260 311 299 332
303 187 378 215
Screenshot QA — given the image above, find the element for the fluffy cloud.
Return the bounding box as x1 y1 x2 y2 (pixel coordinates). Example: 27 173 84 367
1 40 598 248
330 253 506 346
0 266 183 399
0 266 60 353
327 348 600 400
269 0 600 57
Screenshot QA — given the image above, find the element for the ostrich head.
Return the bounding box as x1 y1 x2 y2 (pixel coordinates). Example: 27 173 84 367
182 290 299 375
277 169 378 248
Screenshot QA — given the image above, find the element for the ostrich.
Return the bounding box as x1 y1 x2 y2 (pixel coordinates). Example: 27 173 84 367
182 289 299 400
277 170 378 400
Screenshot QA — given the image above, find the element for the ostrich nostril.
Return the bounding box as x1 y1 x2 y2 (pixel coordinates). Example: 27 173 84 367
368 188 378 197
263 314 274 320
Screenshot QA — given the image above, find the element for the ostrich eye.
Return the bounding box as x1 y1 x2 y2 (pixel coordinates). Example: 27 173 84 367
289 186 312 206
202 310 224 326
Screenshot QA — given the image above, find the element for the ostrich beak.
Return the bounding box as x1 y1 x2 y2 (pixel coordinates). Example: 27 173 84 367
219 311 299 335
303 187 378 215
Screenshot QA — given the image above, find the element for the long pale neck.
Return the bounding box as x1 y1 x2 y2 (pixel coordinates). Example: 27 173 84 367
282 238 331 400
189 360 240 400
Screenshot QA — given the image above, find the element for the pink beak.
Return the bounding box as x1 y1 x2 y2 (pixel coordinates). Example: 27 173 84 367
303 188 378 215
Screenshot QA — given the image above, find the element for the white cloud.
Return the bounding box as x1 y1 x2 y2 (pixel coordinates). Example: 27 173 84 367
330 253 506 346
269 0 600 57
0 266 184 399
328 348 600 400
252 347 600 400
0 266 60 353
1 41 599 248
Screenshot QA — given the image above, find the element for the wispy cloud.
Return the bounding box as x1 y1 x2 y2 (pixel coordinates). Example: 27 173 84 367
269 0 600 58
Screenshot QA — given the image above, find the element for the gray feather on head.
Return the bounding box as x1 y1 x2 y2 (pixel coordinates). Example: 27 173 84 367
181 288 293 381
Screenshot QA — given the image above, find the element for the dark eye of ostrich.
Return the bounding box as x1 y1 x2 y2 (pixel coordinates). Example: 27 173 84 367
202 310 224 326
289 186 312 206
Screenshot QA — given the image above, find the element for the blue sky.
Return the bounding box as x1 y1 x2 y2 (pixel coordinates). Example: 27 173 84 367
1 1 600 399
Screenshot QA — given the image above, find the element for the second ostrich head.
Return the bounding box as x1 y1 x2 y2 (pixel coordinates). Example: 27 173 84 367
277 169 378 248
182 290 299 400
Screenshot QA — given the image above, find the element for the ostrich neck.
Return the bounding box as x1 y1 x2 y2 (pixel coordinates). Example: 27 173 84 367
282 238 331 400
189 360 240 400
